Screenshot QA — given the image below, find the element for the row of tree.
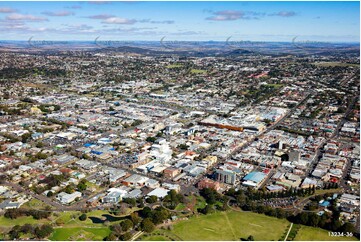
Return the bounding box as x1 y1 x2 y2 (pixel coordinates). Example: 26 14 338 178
4 208 51 220
226 186 316 202
9 224 53 240
105 206 171 241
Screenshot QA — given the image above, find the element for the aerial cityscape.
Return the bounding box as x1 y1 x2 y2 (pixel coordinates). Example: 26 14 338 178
0 1 359 241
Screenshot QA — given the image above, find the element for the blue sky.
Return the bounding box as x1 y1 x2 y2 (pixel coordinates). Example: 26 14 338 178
0 1 359 42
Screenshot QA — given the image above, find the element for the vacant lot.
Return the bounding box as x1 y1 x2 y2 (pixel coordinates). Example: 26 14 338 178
295 226 358 241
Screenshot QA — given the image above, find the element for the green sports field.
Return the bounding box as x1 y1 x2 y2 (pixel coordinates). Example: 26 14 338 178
170 210 290 241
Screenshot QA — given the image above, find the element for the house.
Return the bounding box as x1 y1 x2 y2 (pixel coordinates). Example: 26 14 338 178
122 174 149 187
56 191 82 204
162 183 180 192
163 167 181 179
31 132 44 140
123 189 142 199
102 188 128 204
202 156 218 167
108 169 127 183
339 194 360 206
147 187 170 199
197 178 221 191
145 179 160 189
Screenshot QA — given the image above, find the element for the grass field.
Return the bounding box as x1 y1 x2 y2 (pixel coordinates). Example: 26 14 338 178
145 235 169 241
49 227 111 241
170 210 290 241
262 84 283 88
190 69 207 74
167 63 183 68
313 62 360 67
21 198 52 210
0 215 48 226
294 226 358 241
175 203 186 211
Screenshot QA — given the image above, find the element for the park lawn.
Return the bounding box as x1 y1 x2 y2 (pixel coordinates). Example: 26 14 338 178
49 227 111 241
313 62 360 67
167 64 183 68
194 196 207 210
0 215 48 227
314 188 341 195
263 84 283 88
294 225 358 241
52 211 82 226
170 210 290 241
142 235 169 241
85 180 100 191
175 203 186 211
190 69 207 74
21 198 52 210
86 210 111 217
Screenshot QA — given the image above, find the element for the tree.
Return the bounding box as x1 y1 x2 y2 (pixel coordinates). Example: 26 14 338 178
120 219 133 231
4 208 23 219
36 142 44 148
247 235 254 241
123 198 136 207
104 232 118 241
64 184 75 194
236 194 247 207
199 188 222 205
77 179 87 191
146 195 158 204
146 137 156 143
256 205 265 214
9 225 21 240
328 220 342 232
141 218 155 233
47 191 53 197
21 133 32 143
34 224 53 239
151 208 170 225
307 213 320 227
138 200 145 208
299 212 309 225
120 232 132 241
340 222 355 233
312 185 316 194
79 213 87 221
200 204 214 215
30 210 51 220
21 223 34 234
177 144 189 150
130 212 141 225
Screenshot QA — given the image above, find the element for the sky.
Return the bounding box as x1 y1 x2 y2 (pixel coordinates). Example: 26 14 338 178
0 1 359 42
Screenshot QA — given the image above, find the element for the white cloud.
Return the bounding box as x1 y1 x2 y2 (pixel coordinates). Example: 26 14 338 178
0 7 17 13
102 17 137 24
42 11 74 17
6 13 48 21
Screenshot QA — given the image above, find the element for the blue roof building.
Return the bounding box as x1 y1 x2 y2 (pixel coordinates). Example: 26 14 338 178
242 171 267 188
